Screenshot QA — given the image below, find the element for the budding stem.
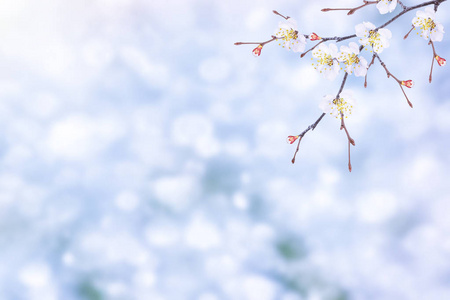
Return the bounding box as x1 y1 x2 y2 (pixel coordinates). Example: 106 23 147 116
234 36 282 47
348 141 352 172
340 112 355 146
340 112 355 173
375 53 413 108
364 54 377 88
429 40 437 83
404 25 415 39
322 1 377 15
290 113 326 164
399 85 414 108
273 10 289 20
291 136 302 164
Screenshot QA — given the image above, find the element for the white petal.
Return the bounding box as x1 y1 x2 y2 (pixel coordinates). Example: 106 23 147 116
328 43 339 57
312 44 325 57
286 18 298 30
319 99 332 113
330 109 339 118
416 10 429 19
431 30 444 42
315 42 329 55
389 0 398 12
424 7 435 19
376 1 390 14
359 56 368 68
349 42 360 54
317 65 326 73
323 63 339 81
359 37 369 45
340 45 350 54
278 22 292 31
345 65 353 74
379 28 392 39
437 22 445 33
373 44 383 54
354 64 367 77
380 36 391 47
355 23 367 37
340 90 353 99
412 16 421 26
363 22 376 30
324 69 336 81
324 94 334 101
291 40 306 52
420 30 430 40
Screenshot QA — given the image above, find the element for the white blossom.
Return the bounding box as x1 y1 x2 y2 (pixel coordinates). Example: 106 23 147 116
376 0 397 14
319 90 355 119
355 22 392 53
312 43 340 81
412 7 445 42
274 18 307 52
338 42 368 77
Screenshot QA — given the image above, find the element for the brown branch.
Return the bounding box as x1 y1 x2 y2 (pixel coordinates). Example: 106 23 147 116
340 112 355 172
273 10 289 20
318 0 447 44
404 25 415 39
291 113 325 164
322 1 377 16
364 54 377 88
234 35 283 46
378 0 447 30
375 53 414 108
336 72 349 99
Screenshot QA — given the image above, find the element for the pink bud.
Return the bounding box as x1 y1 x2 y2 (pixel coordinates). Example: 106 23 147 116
286 135 299 144
435 55 446 66
309 33 321 41
252 45 263 57
401 80 414 88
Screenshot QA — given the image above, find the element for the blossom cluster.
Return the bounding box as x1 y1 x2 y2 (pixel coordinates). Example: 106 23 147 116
236 1 446 169
266 6 445 119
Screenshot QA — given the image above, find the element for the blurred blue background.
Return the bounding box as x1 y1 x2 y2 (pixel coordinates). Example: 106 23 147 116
0 0 449 299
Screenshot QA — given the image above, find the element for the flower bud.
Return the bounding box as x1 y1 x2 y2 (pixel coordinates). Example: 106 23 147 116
401 80 414 88
286 135 299 144
435 55 446 66
252 45 263 57
309 33 321 41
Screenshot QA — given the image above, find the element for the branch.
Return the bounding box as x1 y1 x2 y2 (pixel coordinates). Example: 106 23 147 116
322 1 378 16
375 53 414 108
291 113 325 164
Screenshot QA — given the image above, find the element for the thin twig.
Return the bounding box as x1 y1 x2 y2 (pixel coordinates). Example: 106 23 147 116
364 54 377 88
234 36 283 46
321 1 377 15
290 113 325 164
374 53 414 108
336 72 349 98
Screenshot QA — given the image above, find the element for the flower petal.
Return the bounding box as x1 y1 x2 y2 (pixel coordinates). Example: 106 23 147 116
431 30 444 42
379 28 392 39
355 23 367 37
363 22 376 30
376 1 390 14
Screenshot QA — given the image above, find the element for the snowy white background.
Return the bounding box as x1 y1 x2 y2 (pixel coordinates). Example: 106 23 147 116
0 0 449 299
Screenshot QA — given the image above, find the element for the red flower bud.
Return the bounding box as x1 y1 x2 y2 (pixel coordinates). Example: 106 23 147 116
435 55 446 66
401 80 414 88
286 135 299 144
309 32 321 41
252 45 263 57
